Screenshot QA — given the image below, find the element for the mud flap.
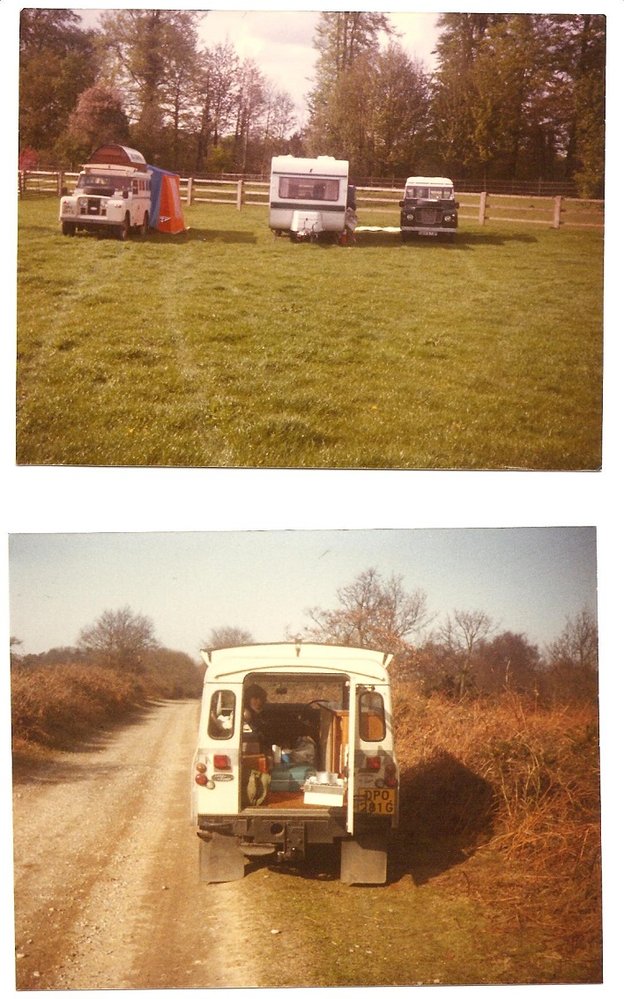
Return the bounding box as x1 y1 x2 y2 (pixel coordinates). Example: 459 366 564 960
199 832 245 883
340 831 388 885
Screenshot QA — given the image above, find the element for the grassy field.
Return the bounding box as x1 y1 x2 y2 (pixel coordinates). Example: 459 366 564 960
16 197 603 468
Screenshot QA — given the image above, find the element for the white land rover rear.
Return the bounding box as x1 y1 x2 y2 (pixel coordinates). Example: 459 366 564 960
192 642 399 885
59 144 151 240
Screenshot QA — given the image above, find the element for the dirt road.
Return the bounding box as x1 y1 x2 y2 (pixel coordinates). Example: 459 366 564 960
11 699 585 989
12 700 266 990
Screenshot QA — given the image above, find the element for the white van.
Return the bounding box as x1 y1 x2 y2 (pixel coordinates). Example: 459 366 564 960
269 155 357 241
192 642 399 884
59 144 152 240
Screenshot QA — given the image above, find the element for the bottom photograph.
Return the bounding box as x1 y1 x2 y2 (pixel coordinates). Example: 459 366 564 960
7 527 601 988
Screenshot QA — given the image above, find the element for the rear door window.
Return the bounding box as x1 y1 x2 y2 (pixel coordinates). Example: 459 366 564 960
208 690 235 739
359 691 386 741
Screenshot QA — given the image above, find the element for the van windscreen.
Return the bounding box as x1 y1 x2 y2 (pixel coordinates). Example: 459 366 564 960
406 186 453 200
77 174 131 193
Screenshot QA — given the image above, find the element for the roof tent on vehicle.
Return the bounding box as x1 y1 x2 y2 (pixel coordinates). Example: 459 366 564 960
147 165 185 234
87 144 147 168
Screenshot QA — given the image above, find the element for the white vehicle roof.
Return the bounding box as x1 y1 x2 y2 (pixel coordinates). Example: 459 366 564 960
201 642 392 683
271 155 349 177
405 176 453 187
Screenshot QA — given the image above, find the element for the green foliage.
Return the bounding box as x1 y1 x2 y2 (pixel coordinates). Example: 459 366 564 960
64 85 130 164
17 199 603 470
18 11 605 187
19 9 97 158
432 13 605 186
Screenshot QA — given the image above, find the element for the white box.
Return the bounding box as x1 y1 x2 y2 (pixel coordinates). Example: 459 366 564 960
303 778 345 807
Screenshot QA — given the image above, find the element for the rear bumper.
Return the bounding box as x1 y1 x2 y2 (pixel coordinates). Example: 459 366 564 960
197 810 393 852
198 810 347 848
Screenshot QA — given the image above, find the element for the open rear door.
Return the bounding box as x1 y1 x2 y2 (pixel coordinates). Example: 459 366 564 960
340 682 389 885
346 679 357 836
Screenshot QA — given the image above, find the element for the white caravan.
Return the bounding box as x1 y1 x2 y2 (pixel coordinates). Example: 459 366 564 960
269 155 357 241
192 642 399 884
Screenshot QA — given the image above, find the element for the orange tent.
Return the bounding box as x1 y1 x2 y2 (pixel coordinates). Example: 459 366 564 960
148 166 185 234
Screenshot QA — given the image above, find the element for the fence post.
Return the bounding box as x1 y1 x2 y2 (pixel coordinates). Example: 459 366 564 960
236 179 244 211
553 195 562 229
187 176 194 207
478 191 488 225
57 171 64 196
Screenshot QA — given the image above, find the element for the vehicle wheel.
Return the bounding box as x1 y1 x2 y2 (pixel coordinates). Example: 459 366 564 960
117 214 130 241
61 221 76 236
140 212 149 238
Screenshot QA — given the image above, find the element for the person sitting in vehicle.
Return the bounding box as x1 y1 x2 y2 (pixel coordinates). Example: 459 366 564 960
242 684 271 752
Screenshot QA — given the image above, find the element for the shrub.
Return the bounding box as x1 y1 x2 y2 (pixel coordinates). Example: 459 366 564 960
392 684 601 956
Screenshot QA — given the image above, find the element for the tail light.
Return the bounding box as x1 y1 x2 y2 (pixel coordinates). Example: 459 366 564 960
195 760 208 785
365 756 381 771
213 755 232 771
384 762 398 787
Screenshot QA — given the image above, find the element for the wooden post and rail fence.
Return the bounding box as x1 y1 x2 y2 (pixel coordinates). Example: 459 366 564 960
18 169 604 231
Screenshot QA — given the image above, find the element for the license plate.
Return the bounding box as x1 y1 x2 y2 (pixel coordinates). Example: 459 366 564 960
356 787 396 815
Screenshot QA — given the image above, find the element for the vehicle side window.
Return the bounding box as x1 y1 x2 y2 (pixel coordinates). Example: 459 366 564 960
359 691 386 741
208 690 235 739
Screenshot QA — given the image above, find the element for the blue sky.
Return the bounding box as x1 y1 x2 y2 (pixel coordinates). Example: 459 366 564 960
9 527 597 658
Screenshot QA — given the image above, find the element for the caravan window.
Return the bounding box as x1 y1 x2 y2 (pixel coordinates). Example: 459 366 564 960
208 690 235 739
278 176 340 202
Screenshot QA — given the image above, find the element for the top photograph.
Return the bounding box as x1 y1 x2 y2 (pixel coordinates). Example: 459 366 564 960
15 8 605 470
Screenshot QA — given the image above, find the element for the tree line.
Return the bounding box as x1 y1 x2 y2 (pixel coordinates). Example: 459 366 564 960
19 10 605 195
294 567 598 703
11 568 598 705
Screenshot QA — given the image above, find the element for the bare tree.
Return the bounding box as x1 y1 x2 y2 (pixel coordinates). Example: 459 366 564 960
303 567 433 659
436 609 495 698
203 626 254 651
545 607 598 701
77 605 158 671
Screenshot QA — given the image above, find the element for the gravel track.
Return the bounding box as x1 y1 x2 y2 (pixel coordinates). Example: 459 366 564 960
12 700 262 990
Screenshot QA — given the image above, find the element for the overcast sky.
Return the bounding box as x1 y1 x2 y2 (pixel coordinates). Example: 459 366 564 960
9 527 597 659
195 10 441 123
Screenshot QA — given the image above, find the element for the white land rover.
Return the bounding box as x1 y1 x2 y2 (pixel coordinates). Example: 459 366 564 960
192 642 400 885
59 144 151 240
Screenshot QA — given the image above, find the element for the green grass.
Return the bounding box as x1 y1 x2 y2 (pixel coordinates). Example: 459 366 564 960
16 197 603 468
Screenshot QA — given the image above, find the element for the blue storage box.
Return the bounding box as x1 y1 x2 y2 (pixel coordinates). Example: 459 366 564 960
270 764 316 792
